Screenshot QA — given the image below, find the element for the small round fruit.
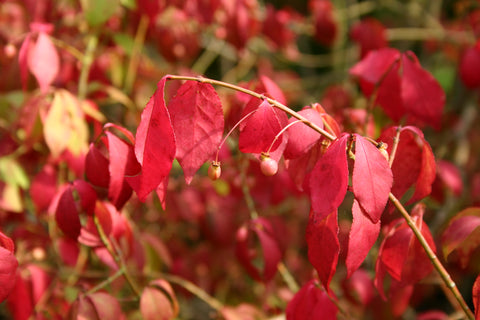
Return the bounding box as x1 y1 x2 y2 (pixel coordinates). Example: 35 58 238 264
208 161 221 181
4 43 16 58
260 156 278 176
377 142 389 162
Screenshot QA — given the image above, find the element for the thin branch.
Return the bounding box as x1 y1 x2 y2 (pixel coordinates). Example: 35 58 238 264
388 193 475 320
124 14 149 94
78 33 98 101
166 75 337 141
159 273 224 311
93 215 141 297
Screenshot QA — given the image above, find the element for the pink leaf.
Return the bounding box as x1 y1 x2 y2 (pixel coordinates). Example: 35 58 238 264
346 200 381 277
306 210 339 292
168 81 224 184
127 76 176 201
27 32 59 93
401 52 445 129
239 99 285 154
141 280 178 320
309 134 349 220
352 134 393 222
284 107 324 159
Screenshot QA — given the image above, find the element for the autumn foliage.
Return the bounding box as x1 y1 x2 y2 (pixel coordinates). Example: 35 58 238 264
1 0 480 319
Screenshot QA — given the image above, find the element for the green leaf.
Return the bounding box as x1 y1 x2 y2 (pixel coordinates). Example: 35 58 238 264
80 0 120 27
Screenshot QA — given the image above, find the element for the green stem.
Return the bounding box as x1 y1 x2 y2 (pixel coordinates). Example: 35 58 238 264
84 269 124 296
277 262 299 292
93 215 141 297
78 33 98 101
124 14 149 94
159 273 224 311
240 158 258 220
388 193 475 320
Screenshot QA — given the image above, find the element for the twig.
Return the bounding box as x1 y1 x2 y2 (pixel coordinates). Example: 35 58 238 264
388 193 475 320
78 33 98 101
158 273 224 311
166 75 337 141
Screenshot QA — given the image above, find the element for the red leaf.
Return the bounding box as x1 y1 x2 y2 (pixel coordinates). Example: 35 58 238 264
30 164 58 213
460 41 480 89
441 207 480 267
375 205 435 297
168 81 224 184
401 52 445 129
349 48 400 85
306 210 339 292
286 141 324 191
286 279 338 320
238 99 285 154
155 177 169 210
309 134 349 220
374 62 405 121
6 272 32 320
257 75 287 105
141 279 179 320
27 32 59 93
106 130 139 210
284 107 324 159
473 274 480 319
235 218 282 282
379 126 436 204
127 76 176 201
85 143 110 189
72 180 97 216
341 269 375 306
55 186 81 239
18 34 31 91
408 138 436 204
352 134 393 222
346 200 381 277
310 0 337 47
0 244 18 303
350 18 387 58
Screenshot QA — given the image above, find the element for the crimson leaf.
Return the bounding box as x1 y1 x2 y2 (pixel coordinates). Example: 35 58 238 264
309 134 349 220
168 81 224 184
127 76 176 201
352 134 393 223
346 200 381 278
306 210 339 292
239 99 285 154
